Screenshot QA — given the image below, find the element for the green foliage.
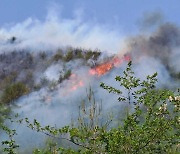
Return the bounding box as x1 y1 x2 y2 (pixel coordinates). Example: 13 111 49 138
33 138 58 154
58 70 71 83
0 104 10 124
64 48 74 62
74 48 84 59
92 49 101 60
100 61 179 153
2 61 179 153
0 72 17 89
64 70 72 80
1 82 29 104
53 49 64 62
84 49 101 60
1 124 19 154
52 47 101 63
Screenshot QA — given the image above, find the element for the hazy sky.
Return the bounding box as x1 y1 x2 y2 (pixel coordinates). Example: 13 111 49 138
0 0 180 33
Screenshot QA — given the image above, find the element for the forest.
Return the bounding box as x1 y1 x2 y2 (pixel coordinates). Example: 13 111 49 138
0 5 180 153
0 44 179 153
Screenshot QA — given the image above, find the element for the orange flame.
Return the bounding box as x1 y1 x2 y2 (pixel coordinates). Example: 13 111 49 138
71 80 84 91
89 54 131 76
68 74 84 92
89 62 113 76
63 54 131 94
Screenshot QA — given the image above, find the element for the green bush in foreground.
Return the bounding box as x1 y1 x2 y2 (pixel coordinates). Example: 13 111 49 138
0 104 10 125
2 62 180 154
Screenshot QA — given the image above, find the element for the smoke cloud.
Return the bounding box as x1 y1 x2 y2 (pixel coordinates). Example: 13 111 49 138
0 7 180 153
0 7 125 54
128 23 180 77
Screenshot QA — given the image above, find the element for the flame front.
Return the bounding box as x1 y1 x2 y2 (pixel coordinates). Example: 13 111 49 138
63 54 131 94
89 54 131 76
89 62 113 76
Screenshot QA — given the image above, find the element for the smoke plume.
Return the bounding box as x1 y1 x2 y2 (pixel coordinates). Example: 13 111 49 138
0 7 180 153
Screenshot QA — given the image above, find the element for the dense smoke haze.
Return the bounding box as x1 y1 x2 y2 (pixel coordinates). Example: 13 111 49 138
0 7 179 153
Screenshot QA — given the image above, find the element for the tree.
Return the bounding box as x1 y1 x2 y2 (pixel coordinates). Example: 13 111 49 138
2 62 179 153
53 49 64 62
64 48 74 62
99 61 179 153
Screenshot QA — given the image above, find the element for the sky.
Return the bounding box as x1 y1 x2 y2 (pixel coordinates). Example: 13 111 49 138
1 1 180 150
0 0 180 33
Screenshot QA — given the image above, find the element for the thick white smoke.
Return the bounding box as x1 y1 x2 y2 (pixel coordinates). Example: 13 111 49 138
0 7 180 153
0 7 126 54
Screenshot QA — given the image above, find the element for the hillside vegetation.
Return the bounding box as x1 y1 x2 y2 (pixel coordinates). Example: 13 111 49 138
1 62 179 154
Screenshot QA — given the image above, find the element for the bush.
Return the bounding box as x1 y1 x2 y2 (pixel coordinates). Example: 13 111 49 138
0 72 17 89
84 50 94 60
58 70 71 83
2 62 179 153
45 62 180 153
1 82 29 104
53 49 64 62
74 48 84 59
64 49 74 62
0 104 10 124
84 49 101 61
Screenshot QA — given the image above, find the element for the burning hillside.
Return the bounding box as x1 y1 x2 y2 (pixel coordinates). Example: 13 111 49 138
0 11 180 153
61 54 131 94
89 54 131 76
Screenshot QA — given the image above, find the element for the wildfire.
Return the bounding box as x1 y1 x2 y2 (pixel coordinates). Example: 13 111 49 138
64 54 131 94
89 62 113 76
89 54 131 76
71 80 84 91
62 74 84 95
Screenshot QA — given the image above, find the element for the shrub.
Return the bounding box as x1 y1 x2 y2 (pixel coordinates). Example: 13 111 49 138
43 62 180 153
84 49 101 61
58 70 71 83
53 49 64 62
0 104 10 124
1 82 29 104
85 50 94 60
0 72 17 89
74 48 84 59
2 62 179 153
64 48 74 62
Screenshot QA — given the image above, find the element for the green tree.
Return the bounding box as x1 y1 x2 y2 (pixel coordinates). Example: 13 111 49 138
2 62 179 154
53 49 64 62
64 48 74 62
100 61 179 153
